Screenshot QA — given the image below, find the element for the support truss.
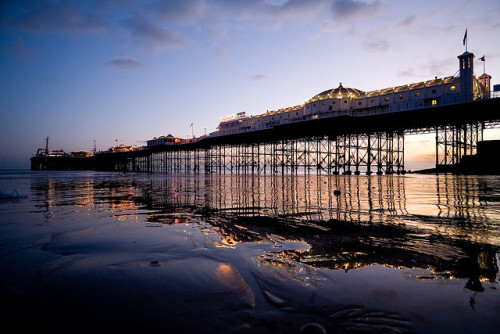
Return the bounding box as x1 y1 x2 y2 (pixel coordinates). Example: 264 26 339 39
435 122 483 167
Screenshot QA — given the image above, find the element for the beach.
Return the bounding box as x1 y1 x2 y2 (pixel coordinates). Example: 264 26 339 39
1 170 499 333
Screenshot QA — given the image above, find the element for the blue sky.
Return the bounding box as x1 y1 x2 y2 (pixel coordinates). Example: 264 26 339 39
1 0 499 169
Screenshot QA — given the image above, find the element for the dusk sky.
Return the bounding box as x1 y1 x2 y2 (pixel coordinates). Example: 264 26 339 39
1 0 499 169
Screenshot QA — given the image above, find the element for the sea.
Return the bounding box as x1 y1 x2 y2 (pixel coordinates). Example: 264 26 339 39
0 169 499 333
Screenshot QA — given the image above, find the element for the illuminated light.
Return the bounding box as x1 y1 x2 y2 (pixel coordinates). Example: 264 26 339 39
414 92 420 97
432 99 437 105
214 263 245 288
384 97 389 101
450 86 456 91
399 94 404 99
220 112 247 122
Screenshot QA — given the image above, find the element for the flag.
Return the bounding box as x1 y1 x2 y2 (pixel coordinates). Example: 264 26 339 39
479 55 485 61
463 29 467 45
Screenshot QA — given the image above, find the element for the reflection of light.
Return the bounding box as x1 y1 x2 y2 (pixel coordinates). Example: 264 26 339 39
128 173 500 285
215 263 239 287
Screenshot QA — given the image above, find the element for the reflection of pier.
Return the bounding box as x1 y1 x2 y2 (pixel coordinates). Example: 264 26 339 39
135 173 499 290
141 173 498 240
31 172 500 291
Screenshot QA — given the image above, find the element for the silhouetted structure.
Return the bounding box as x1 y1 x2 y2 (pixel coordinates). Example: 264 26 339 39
31 51 499 174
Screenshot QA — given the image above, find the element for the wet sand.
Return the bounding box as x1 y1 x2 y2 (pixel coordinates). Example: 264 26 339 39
1 170 499 333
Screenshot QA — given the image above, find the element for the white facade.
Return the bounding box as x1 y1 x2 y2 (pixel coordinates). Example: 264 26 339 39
211 52 490 138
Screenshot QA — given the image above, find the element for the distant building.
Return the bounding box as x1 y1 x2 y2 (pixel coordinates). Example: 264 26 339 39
70 150 93 157
147 134 178 147
107 140 135 153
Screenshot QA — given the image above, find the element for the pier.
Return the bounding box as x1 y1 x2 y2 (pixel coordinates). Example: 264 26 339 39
31 51 500 174
31 97 500 174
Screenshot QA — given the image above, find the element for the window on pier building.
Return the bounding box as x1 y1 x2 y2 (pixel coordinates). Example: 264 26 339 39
425 98 439 107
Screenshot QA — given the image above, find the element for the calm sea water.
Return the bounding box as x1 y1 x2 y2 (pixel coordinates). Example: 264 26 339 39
1 169 499 333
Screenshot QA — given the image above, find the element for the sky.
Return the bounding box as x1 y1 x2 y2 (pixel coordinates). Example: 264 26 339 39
1 0 499 169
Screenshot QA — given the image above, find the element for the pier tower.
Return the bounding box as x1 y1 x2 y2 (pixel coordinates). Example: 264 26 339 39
458 51 475 102
479 73 492 99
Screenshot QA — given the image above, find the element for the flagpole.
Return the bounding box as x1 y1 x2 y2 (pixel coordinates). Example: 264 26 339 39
463 28 468 52
479 55 486 74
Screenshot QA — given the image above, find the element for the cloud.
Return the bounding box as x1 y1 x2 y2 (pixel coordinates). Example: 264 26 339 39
363 39 390 53
0 0 387 56
146 0 206 23
397 14 417 28
397 58 456 80
331 0 381 19
121 16 189 52
397 68 419 78
114 0 208 53
211 0 328 21
8 38 37 58
250 74 267 81
5 1 105 36
105 57 149 70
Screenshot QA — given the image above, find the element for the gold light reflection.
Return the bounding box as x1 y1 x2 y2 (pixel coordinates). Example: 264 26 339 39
32 172 500 292
215 263 236 286
32 176 142 223
138 173 500 249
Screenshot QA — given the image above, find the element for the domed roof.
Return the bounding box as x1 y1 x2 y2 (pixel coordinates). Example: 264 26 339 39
312 83 365 100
